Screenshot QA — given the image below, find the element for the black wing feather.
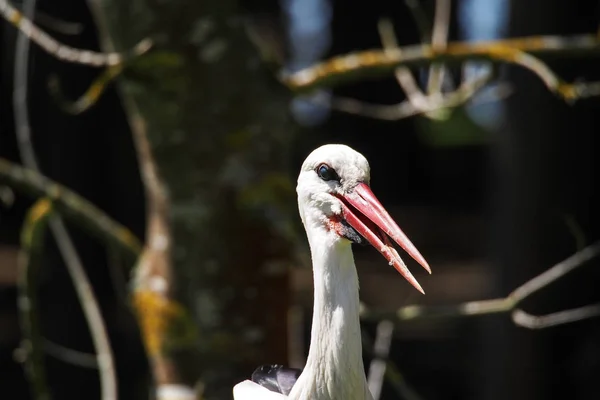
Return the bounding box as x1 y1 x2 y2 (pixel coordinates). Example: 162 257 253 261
251 364 302 396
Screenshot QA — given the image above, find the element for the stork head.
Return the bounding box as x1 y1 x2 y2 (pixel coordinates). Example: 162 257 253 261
297 144 430 294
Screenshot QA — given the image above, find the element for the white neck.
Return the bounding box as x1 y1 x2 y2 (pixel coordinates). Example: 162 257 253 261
289 222 371 400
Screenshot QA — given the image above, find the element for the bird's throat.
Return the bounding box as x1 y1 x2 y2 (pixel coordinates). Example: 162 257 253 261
290 230 371 400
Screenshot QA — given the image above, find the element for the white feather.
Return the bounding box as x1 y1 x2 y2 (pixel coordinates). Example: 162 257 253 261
233 144 375 400
233 380 288 400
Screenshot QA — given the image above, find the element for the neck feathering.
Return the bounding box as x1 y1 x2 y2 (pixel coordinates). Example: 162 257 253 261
289 223 372 400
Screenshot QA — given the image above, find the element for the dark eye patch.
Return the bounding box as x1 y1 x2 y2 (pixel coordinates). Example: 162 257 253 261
316 163 340 182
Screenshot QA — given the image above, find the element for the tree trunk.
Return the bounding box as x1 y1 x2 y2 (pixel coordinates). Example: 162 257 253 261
88 1 298 398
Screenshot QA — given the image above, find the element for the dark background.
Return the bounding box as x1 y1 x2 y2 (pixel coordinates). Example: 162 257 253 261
1 0 599 399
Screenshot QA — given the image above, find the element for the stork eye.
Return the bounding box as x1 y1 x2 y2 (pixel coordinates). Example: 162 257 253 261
316 163 340 182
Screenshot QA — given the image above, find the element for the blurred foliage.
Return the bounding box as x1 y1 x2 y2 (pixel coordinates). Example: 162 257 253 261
415 107 488 147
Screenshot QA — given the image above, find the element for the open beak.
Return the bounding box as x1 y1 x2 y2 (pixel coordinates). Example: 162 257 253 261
336 182 431 294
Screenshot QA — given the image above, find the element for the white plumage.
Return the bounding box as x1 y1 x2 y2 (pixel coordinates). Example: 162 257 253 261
233 144 431 400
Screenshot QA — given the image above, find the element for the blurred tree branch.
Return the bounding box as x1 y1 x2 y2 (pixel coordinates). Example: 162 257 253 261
47 65 123 114
282 34 600 98
0 157 141 258
0 153 196 399
362 325 423 400
426 0 451 95
366 321 395 400
8 0 83 35
42 339 98 369
86 1 200 398
17 199 53 400
361 241 600 327
377 18 428 111
318 71 509 121
13 0 119 395
0 0 152 66
4 0 598 122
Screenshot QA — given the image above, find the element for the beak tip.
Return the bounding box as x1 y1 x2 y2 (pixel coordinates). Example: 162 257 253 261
411 281 425 295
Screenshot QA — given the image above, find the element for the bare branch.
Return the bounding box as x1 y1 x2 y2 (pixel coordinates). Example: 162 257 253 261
17 199 53 400
314 70 507 121
361 326 424 400
427 0 451 94
367 320 395 400
52 214 118 400
509 240 600 302
512 304 600 329
8 0 83 34
0 158 141 258
404 0 432 42
48 65 123 114
13 3 118 396
377 18 428 109
281 34 600 96
0 0 152 66
87 1 198 397
33 11 83 35
360 241 600 328
43 339 98 369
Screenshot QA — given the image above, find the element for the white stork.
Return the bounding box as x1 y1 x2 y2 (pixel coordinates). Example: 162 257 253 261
233 144 431 400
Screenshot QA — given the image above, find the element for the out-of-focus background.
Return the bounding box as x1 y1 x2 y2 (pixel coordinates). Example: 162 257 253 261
1 0 599 399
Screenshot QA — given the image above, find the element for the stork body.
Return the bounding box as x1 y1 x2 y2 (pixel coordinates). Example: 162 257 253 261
233 144 430 400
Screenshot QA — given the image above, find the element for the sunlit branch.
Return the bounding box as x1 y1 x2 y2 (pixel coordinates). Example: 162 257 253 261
282 34 600 96
0 0 152 66
360 241 600 328
17 199 53 400
365 12 505 122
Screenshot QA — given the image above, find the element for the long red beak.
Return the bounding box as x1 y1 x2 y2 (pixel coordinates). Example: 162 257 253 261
336 182 431 294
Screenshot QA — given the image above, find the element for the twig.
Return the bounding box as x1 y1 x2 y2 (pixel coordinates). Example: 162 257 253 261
360 241 600 328
404 0 432 43
426 0 451 95
48 65 123 114
512 304 600 329
281 34 600 95
0 0 152 66
33 11 83 35
317 70 503 120
0 158 141 259
9 0 83 34
13 2 117 397
17 198 53 400
43 339 98 369
367 320 395 400
356 15 504 121
361 327 424 400
377 18 428 110
51 214 118 400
